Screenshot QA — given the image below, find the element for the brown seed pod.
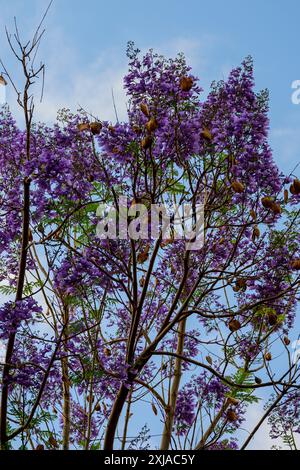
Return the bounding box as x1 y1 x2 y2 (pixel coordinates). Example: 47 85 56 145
255 376 262 385
227 409 238 422
206 355 213 365
284 336 291 346
36 444 45 451
48 436 59 449
250 209 257 221
293 179 300 194
132 125 142 135
77 123 90 132
140 102 150 117
231 181 245 193
0 75 7 86
261 196 274 209
228 319 241 332
139 276 146 287
236 278 247 290
290 183 296 195
265 352 272 361
141 135 153 150
137 244 150 264
291 259 300 270
270 202 281 215
90 122 102 135
104 347 111 357
179 76 193 92
227 397 239 406
201 128 213 141
268 313 278 326
284 189 289 204
145 118 158 133
252 225 260 242
151 403 158 416
95 404 101 412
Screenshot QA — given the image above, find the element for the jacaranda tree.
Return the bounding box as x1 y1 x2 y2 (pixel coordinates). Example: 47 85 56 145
0 31 300 450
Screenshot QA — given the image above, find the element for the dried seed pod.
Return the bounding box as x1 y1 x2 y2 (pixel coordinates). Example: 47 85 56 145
231 181 245 193
36 444 45 451
252 225 260 242
201 128 213 141
104 347 111 357
95 404 101 412
228 319 241 332
250 209 257 221
140 102 150 117
290 183 296 195
179 76 193 92
283 336 291 346
291 259 300 270
145 118 158 133
139 276 146 287
0 75 7 86
227 396 239 406
265 352 272 361
268 313 278 326
235 278 247 291
261 196 274 209
284 189 289 204
90 122 102 135
254 376 262 385
77 123 90 132
48 436 59 449
270 202 281 215
206 355 213 365
151 403 158 416
293 179 300 194
137 244 150 264
141 135 153 150
227 409 238 422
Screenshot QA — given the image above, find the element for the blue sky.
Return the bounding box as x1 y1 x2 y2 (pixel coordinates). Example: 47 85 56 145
1 0 300 173
1 0 300 450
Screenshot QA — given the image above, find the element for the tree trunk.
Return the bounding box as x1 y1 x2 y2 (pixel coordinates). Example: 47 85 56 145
160 318 186 450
